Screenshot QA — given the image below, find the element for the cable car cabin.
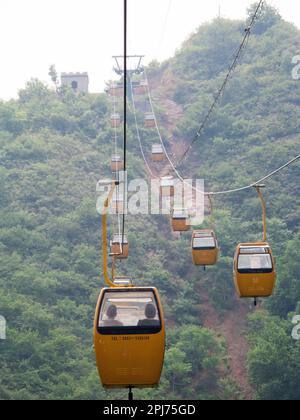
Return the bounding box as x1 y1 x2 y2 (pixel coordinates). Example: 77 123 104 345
111 155 123 172
113 277 133 287
160 177 175 198
145 113 155 128
233 243 276 299
108 83 124 97
111 113 121 128
192 230 219 266
172 209 190 232
110 234 129 259
133 81 148 96
94 287 165 388
152 144 164 162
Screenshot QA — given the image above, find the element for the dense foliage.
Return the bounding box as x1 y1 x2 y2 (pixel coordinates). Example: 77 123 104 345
0 2 300 400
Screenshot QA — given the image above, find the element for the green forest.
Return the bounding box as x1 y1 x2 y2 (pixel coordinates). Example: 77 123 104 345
1 3 300 400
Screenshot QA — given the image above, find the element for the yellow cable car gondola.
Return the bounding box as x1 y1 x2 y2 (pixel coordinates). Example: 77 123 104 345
152 144 165 162
171 208 190 232
111 155 123 172
233 185 276 305
94 286 165 389
192 229 219 267
110 234 129 259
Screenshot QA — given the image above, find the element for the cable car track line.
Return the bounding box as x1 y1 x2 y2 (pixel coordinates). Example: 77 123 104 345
130 78 159 179
176 0 265 167
144 67 192 187
112 82 122 242
140 74 300 197
144 70 300 196
142 3 300 197
156 0 173 60
114 1 296 200
207 153 300 196
143 0 266 193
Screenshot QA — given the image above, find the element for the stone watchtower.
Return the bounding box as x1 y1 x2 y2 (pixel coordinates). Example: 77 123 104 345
61 72 89 93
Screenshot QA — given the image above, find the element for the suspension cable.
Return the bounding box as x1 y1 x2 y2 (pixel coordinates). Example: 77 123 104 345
176 0 265 167
122 0 127 247
121 1 299 198
252 153 300 186
207 153 300 196
112 78 122 241
156 0 173 60
143 73 300 196
144 67 206 194
143 0 264 183
129 77 159 179
142 1 298 197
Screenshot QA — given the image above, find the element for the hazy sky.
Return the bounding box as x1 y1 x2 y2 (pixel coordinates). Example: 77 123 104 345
0 0 299 99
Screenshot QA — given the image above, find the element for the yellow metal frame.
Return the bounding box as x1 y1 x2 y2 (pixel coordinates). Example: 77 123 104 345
255 185 267 242
111 256 116 281
101 181 118 288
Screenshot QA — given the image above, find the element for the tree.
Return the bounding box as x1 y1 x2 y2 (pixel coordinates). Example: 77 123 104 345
268 233 300 317
247 2 282 35
164 347 192 395
178 326 224 378
247 312 300 400
48 65 59 92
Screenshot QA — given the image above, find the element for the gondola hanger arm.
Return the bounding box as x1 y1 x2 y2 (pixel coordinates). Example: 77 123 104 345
98 179 119 288
254 184 267 243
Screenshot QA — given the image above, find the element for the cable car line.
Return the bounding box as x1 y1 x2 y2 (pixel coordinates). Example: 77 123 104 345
95 1 166 398
156 0 173 60
129 77 159 179
121 0 128 250
140 1 269 197
207 153 300 196
144 67 300 197
112 84 123 245
233 185 276 306
144 67 190 184
250 153 300 187
115 3 268 200
96 0 299 395
175 0 265 168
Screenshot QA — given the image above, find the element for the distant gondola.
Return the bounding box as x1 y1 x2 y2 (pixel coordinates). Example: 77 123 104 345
192 229 219 267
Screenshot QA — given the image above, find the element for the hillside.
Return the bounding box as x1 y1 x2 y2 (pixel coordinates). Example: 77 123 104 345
147 4 300 400
1 3 300 400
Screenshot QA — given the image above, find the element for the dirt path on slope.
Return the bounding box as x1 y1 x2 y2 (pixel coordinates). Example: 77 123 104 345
201 290 253 400
148 70 253 399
